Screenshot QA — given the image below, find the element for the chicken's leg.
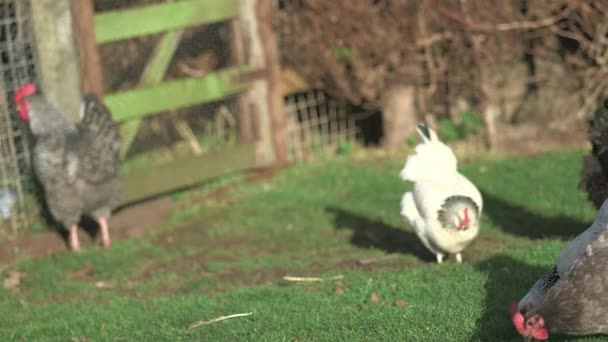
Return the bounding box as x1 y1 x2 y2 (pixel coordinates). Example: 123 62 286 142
98 216 111 248
436 253 444 264
69 225 81 252
455 253 463 263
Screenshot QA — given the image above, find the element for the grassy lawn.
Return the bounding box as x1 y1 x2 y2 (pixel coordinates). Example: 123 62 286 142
0 150 604 341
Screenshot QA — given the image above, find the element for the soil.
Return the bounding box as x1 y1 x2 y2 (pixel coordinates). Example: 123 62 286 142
0 197 175 264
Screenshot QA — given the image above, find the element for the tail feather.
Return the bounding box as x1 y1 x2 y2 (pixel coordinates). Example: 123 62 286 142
580 156 608 209
400 192 422 227
589 103 608 160
81 94 116 130
80 94 120 148
75 93 121 183
580 102 608 209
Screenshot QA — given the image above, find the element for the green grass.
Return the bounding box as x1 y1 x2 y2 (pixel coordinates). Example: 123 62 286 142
0 150 604 341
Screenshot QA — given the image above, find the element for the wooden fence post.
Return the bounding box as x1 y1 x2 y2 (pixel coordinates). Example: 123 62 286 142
71 0 105 95
230 21 255 143
29 0 82 120
235 0 287 166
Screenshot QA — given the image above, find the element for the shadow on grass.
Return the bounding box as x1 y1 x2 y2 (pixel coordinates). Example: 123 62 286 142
470 255 547 341
325 206 434 262
481 191 589 239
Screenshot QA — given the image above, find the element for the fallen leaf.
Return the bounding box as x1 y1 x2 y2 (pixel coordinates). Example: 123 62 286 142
395 300 408 308
95 281 113 289
3 271 25 290
370 292 379 304
335 286 344 295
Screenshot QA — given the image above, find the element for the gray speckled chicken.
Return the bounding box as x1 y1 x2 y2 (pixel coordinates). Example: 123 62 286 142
14 83 121 252
512 199 608 340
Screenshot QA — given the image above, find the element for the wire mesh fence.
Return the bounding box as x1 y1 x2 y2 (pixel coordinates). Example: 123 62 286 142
0 0 38 237
285 89 360 162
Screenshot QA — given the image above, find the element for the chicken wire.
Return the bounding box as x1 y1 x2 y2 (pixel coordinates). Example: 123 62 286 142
285 89 360 162
0 0 37 236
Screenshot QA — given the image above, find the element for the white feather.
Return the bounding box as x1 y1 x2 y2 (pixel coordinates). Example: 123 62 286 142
399 124 483 260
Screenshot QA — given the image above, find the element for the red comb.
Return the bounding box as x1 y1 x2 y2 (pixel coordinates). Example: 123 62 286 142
14 83 36 103
512 312 526 335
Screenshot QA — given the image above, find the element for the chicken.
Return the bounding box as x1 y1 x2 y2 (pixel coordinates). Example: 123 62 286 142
511 198 608 339
579 100 608 209
14 83 121 252
399 123 483 263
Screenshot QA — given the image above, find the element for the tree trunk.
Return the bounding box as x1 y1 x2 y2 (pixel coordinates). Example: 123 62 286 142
30 0 81 121
482 101 499 150
381 85 417 150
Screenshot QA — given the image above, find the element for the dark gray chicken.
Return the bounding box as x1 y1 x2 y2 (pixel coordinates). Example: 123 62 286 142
510 199 608 340
14 83 121 252
579 100 608 209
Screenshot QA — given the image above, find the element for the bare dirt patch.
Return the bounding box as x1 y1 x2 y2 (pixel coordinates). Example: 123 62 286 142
0 198 175 264
0 167 284 265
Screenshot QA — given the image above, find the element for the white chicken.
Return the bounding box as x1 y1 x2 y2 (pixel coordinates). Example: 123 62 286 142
400 123 483 263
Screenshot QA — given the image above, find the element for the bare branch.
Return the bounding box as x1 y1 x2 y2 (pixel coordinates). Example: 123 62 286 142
433 1 580 32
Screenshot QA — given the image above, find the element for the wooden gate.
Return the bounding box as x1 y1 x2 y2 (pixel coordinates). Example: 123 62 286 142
31 0 287 204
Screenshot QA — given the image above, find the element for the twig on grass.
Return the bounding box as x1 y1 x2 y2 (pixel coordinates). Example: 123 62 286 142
358 253 399 265
282 275 344 282
188 312 253 330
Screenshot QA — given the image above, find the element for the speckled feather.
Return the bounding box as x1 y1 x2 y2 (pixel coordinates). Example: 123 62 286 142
522 201 608 335
530 244 608 335
27 93 121 228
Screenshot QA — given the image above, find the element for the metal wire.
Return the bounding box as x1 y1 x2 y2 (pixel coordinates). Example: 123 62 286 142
285 89 360 162
0 0 39 236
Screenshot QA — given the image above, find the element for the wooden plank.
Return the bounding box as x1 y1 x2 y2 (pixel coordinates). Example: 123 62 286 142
95 0 238 43
230 18 255 143
257 1 288 166
120 29 185 158
71 0 105 95
140 30 185 89
104 66 255 123
119 143 256 204
235 0 288 166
